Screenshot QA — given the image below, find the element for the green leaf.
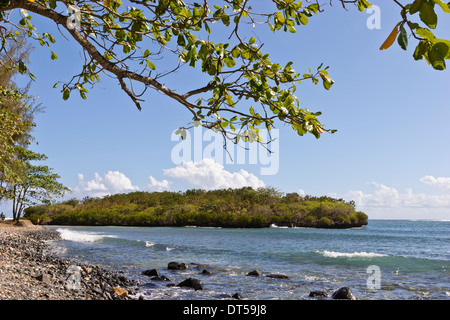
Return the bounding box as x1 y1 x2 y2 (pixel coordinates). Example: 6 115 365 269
435 39 450 58
397 26 408 50
299 13 308 25
413 40 430 60
143 49 150 57
419 1 438 29
177 34 186 47
287 25 296 33
50 51 58 60
221 14 230 26
224 57 236 68
434 40 450 59
231 46 241 58
17 60 27 74
416 27 436 42
409 0 423 15
428 44 446 70
357 0 372 12
319 71 334 90
147 60 156 70
62 88 70 101
431 0 450 13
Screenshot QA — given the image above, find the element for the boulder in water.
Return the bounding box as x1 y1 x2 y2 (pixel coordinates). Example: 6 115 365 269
247 270 263 276
331 287 356 300
168 261 189 270
177 278 203 290
266 273 290 279
142 269 159 277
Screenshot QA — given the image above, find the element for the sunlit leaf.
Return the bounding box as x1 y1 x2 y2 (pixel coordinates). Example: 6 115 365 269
380 22 402 50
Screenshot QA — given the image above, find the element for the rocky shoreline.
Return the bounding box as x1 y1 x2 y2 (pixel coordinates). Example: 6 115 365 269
1 220 358 301
0 220 138 300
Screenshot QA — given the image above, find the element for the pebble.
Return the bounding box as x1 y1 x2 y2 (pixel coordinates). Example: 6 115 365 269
0 222 138 300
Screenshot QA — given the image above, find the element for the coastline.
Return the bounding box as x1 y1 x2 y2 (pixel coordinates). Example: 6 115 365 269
0 220 138 300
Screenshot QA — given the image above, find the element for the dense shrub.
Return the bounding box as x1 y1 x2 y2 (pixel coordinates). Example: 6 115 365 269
23 188 368 228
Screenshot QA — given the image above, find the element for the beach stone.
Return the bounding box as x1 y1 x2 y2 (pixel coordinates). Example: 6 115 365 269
201 269 212 275
247 270 263 276
309 291 328 298
112 286 128 298
150 276 170 281
0 223 136 300
177 278 203 290
168 261 189 270
266 273 290 279
34 273 49 282
232 293 242 300
331 287 356 300
83 266 92 274
142 269 159 277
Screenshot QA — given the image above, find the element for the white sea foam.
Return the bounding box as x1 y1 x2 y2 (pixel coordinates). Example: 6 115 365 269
270 224 288 228
56 228 116 243
317 250 388 258
145 241 155 247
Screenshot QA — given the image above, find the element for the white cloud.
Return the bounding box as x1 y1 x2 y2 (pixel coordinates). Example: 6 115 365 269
163 158 266 190
342 177 450 219
347 181 450 209
73 171 139 198
420 175 450 191
148 176 171 192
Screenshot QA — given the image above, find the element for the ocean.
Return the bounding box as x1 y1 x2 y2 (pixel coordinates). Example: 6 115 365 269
45 220 449 300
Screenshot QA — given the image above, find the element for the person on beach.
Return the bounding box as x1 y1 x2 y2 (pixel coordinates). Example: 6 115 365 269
0 212 4 221
36 218 40 225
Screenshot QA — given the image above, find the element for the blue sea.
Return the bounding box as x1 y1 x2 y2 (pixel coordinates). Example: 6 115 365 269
45 220 449 300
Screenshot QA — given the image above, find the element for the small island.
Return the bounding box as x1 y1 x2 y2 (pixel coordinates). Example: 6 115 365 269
24 187 368 229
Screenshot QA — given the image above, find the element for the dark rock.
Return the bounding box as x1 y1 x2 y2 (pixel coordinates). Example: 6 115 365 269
168 261 189 270
179 263 189 270
177 278 203 290
331 287 356 300
151 275 170 281
266 274 289 279
232 293 242 300
201 269 212 275
142 269 159 277
309 291 328 298
247 270 263 276
191 263 210 269
34 273 49 282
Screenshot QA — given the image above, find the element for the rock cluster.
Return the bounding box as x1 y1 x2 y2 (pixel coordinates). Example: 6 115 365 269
0 222 137 300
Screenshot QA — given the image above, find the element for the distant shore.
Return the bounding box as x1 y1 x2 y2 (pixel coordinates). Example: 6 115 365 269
0 220 138 300
23 188 368 229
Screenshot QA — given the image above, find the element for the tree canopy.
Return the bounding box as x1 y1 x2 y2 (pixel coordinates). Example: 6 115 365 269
0 33 38 200
24 187 369 228
1 0 449 149
9 146 68 221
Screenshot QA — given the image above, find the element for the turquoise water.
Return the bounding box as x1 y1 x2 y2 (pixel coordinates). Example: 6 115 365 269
46 220 449 300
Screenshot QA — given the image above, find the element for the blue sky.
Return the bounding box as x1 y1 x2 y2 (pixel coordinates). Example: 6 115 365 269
2 1 450 220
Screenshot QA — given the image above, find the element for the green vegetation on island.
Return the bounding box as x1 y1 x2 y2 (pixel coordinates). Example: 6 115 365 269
24 187 368 229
